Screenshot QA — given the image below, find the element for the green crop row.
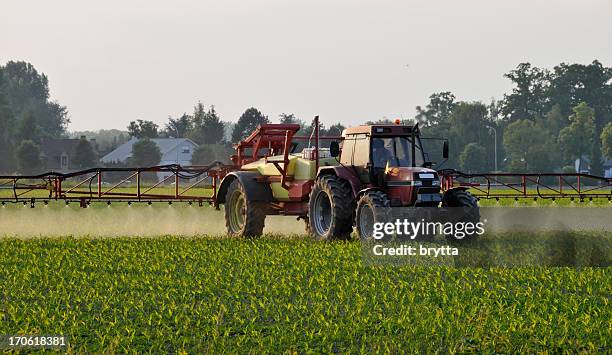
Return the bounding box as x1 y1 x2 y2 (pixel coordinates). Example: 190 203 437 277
0 236 609 353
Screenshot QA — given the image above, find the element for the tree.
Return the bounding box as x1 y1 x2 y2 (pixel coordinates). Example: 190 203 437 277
71 129 129 155
446 102 494 170
16 109 42 143
0 89 15 172
72 137 96 169
543 104 568 141
503 119 555 172
164 114 192 138
231 107 270 143
324 122 345 136
0 61 69 137
501 63 550 121
415 92 457 127
188 103 226 145
127 119 159 139
558 102 596 172
201 106 225 144
459 143 487 173
190 145 214 165
600 122 612 159
548 60 612 175
279 113 303 125
192 102 206 127
131 138 161 167
15 140 43 174
548 61 612 121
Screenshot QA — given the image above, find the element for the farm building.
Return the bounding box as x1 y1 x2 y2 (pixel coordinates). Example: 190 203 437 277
100 138 199 181
41 136 97 172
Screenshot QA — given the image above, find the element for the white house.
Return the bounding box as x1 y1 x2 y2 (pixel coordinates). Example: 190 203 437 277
101 138 199 181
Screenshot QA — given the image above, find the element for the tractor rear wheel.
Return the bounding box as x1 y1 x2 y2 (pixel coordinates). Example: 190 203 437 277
224 179 266 237
308 175 354 240
442 189 480 241
355 191 391 240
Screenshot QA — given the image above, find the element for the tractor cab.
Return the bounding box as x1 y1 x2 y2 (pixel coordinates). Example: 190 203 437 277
338 123 445 207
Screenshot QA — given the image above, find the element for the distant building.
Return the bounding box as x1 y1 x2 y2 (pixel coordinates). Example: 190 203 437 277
574 155 612 178
604 159 612 178
41 136 96 172
100 138 199 181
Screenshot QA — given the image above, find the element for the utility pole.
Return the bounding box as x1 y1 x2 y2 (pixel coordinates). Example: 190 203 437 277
488 126 498 171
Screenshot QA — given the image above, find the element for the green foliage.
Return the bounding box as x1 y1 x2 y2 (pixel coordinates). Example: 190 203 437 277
200 106 225 144
414 61 612 174
501 63 550 121
503 120 555 172
189 103 226 145
0 235 608 353
601 122 612 159
459 143 487 173
324 123 345 136
415 92 457 127
558 102 596 170
131 138 161 167
164 113 192 138
543 104 567 140
447 102 495 170
279 113 301 125
72 137 97 169
191 143 235 165
0 61 69 137
232 107 270 143
548 60 612 125
190 144 214 165
128 119 159 139
71 129 129 155
0 89 15 172
15 140 43 174
16 109 42 143
418 98 496 170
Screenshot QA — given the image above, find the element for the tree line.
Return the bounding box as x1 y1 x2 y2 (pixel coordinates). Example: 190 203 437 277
1 59 611 175
126 105 347 166
416 61 612 174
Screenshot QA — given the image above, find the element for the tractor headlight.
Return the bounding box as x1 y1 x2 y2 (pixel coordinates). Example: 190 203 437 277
412 180 423 186
431 180 440 186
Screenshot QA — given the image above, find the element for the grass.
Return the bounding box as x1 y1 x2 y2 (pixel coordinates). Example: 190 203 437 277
0 235 610 353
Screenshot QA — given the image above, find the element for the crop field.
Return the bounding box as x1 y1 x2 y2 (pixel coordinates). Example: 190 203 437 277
0 201 610 353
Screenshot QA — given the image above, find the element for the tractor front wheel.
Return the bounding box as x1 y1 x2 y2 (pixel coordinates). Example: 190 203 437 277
442 189 480 241
308 175 354 240
355 191 391 240
224 179 266 237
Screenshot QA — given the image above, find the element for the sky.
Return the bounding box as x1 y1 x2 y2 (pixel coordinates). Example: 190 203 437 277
2 0 611 132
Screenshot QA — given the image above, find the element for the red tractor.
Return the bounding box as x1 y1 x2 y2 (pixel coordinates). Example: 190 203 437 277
216 118 479 240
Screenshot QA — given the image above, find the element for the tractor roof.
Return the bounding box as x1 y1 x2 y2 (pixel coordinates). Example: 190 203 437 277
342 124 419 137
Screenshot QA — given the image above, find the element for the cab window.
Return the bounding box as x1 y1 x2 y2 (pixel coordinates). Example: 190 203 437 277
352 134 370 167
340 138 354 165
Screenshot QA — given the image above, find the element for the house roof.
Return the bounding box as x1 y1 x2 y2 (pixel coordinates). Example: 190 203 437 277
41 138 80 158
100 138 198 163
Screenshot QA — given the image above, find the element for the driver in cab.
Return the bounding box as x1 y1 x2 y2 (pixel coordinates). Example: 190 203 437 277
372 139 393 169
